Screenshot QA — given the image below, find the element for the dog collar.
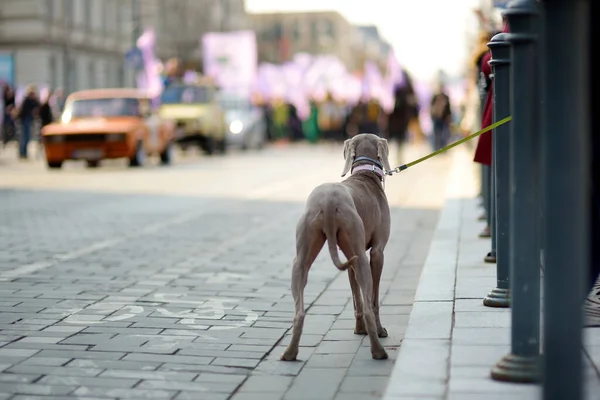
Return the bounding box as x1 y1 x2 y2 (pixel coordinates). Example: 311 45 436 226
352 163 385 179
352 156 383 170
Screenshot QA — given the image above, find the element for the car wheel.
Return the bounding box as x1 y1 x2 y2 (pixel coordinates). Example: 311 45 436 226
47 160 63 169
160 142 174 165
129 141 146 167
86 160 100 168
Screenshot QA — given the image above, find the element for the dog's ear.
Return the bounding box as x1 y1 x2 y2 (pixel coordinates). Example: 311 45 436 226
377 138 392 173
341 139 356 177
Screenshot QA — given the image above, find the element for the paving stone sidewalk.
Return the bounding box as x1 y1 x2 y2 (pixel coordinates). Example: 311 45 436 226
0 183 440 400
381 151 600 400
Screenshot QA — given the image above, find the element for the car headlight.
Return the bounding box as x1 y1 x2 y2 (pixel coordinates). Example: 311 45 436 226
229 120 243 134
106 134 126 142
61 110 72 124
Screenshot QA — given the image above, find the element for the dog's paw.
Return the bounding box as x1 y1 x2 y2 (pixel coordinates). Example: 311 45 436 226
372 348 389 360
354 321 367 335
280 350 298 361
377 327 388 338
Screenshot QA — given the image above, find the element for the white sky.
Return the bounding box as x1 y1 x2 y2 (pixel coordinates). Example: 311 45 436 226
245 0 484 83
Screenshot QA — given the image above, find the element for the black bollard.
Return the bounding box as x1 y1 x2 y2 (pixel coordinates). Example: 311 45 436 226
485 162 497 262
541 1 590 399
483 33 511 308
491 0 542 383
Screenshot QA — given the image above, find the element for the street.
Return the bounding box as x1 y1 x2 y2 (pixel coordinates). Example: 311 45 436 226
0 142 452 400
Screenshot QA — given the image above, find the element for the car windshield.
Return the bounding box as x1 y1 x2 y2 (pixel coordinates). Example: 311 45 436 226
160 86 211 104
219 94 251 111
69 98 141 118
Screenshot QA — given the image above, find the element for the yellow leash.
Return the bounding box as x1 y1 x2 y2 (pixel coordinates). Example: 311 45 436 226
385 116 512 175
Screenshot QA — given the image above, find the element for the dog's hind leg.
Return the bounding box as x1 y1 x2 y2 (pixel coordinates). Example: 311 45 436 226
338 230 366 335
281 220 325 361
355 253 388 360
369 247 388 338
348 268 366 335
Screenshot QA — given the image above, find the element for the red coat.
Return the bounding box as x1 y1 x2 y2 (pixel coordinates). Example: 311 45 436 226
474 21 509 166
473 51 494 165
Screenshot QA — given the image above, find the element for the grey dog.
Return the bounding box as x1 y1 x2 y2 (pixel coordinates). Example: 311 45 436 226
281 133 392 361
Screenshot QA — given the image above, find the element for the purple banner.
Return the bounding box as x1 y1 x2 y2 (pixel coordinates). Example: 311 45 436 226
202 30 258 94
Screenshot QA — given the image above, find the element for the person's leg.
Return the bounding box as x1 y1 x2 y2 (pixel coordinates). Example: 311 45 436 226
19 118 31 158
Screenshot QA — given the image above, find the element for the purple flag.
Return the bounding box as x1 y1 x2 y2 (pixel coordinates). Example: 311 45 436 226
202 30 258 95
136 29 164 103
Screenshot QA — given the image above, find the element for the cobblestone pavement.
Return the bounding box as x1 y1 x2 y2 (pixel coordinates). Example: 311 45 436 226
0 142 453 400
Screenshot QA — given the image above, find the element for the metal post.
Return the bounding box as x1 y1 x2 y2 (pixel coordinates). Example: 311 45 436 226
485 162 497 262
491 0 541 383
541 0 590 398
480 164 492 237
483 33 511 308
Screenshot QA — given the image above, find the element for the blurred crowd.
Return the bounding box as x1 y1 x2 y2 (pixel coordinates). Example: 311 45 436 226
252 77 455 157
1 83 66 159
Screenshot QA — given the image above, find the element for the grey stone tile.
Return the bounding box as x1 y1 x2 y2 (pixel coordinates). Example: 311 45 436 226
231 394 284 400
451 327 511 346
315 340 362 354
7 365 103 377
305 353 355 368
227 344 273 353
175 393 230 400
450 345 509 367
66 359 161 371
137 379 239 393
122 353 214 365
99 369 197 381
279 334 324 347
322 330 364 342
239 375 293 392
284 367 347 400
339 376 390 396
39 375 139 388
18 357 71 366
0 383 76 396
403 301 453 340
73 386 177 399
0 373 41 383
0 348 39 358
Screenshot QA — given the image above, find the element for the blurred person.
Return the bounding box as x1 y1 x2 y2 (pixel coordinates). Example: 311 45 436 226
302 99 320 144
271 98 290 142
2 83 16 145
343 102 362 139
429 82 452 151
387 84 417 162
39 90 54 129
16 85 40 159
473 21 507 237
318 93 344 142
287 102 304 142
163 58 182 88
359 99 382 135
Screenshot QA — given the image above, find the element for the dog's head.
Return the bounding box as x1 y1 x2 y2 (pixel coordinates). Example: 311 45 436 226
341 133 391 177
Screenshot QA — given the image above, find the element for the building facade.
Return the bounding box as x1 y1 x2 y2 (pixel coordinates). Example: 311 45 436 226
250 11 391 73
250 11 358 70
0 0 136 93
0 0 249 93
353 25 391 72
140 0 249 70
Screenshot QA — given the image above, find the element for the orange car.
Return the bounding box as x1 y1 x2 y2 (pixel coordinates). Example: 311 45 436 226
42 88 176 169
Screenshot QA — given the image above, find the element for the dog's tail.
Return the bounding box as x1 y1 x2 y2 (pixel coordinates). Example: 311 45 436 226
322 205 358 271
